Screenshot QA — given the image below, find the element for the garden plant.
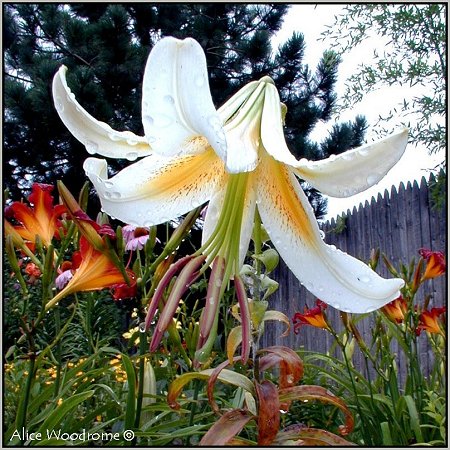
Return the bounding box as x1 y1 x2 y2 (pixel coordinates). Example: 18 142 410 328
4 35 446 447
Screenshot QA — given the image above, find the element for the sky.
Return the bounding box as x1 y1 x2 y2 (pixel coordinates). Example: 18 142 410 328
272 4 444 221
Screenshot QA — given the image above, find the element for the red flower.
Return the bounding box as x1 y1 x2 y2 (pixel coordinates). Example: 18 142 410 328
419 248 446 280
381 296 408 323
46 237 134 311
293 300 329 333
5 183 66 249
416 307 446 336
25 262 41 278
111 273 138 300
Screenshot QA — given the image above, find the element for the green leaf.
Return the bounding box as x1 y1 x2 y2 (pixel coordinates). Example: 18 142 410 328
252 248 279 273
404 395 424 443
380 421 393 445
120 353 137 431
167 369 255 410
37 390 94 434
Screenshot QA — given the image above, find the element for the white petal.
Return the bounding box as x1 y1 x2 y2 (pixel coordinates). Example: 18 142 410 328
83 143 225 227
52 66 151 159
260 82 299 166
220 82 269 173
142 37 227 162
292 128 409 197
202 177 256 267
256 155 404 313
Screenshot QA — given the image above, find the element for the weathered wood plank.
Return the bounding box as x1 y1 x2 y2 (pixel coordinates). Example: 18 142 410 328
263 174 446 381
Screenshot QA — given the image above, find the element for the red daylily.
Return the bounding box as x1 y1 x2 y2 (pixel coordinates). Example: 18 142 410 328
46 237 134 311
5 183 66 249
293 300 329 333
381 296 408 323
419 248 446 280
416 307 446 336
111 273 138 300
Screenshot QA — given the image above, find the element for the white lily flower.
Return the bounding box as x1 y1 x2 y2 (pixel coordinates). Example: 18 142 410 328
52 36 408 314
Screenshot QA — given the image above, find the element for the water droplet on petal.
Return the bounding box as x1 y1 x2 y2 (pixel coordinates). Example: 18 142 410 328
341 152 353 161
319 230 325 239
85 141 99 155
126 152 138 161
104 181 114 188
110 191 121 199
366 174 379 185
163 95 175 105
195 74 205 87
55 96 64 112
144 115 154 126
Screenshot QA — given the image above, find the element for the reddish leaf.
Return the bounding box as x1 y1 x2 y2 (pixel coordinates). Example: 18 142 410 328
207 357 242 414
274 427 356 446
167 369 254 410
199 409 254 446
255 380 280 445
258 346 304 388
278 385 354 435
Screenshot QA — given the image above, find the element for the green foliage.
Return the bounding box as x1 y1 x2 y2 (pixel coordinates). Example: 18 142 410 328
323 4 446 156
298 253 447 446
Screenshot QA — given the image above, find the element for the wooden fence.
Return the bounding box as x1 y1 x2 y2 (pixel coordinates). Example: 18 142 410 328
262 174 446 379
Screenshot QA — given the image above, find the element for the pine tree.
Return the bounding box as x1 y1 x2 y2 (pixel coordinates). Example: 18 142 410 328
4 3 366 218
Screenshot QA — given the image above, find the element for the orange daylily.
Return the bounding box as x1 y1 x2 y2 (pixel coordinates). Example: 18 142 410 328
293 300 330 333
5 183 66 249
381 296 408 323
419 248 446 281
416 307 446 336
46 237 133 311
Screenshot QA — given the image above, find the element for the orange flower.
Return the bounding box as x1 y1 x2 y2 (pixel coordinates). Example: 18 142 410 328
46 237 133 311
293 300 329 333
416 307 446 336
419 248 446 280
381 296 408 323
5 183 66 249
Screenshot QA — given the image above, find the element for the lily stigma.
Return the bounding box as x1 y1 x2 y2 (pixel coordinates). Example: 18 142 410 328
53 36 408 362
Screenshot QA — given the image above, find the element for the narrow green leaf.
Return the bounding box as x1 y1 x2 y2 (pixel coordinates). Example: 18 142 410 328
168 369 254 410
380 421 393 445
120 353 137 430
37 390 94 434
404 395 424 443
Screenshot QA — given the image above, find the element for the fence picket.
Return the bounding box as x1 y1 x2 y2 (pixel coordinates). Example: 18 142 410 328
262 175 447 381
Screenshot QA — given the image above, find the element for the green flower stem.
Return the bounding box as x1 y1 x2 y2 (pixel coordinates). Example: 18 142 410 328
134 326 147 430
330 328 374 446
53 307 62 397
252 208 263 301
167 320 191 367
148 207 202 274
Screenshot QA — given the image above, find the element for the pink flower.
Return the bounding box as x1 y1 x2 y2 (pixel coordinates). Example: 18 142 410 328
123 225 152 251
